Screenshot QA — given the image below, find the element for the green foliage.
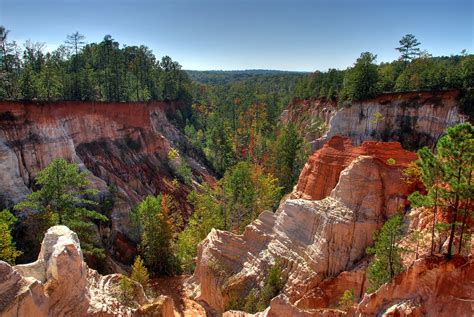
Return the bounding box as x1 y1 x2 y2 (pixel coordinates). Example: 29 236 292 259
273 124 303 192
436 122 473 256
118 276 135 306
293 69 344 100
14 158 107 260
177 163 281 272
220 162 282 231
243 260 285 313
338 289 355 311
168 148 193 185
410 123 473 257
396 34 421 62
130 256 150 291
341 52 380 102
367 214 406 292
177 185 223 273
0 27 191 102
133 195 176 275
0 209 22 264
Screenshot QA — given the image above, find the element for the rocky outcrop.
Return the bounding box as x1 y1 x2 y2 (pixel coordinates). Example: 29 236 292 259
294 136 418 200
357 255 474 317
284 90 467 151
0 101 215 264
0 225 176 317
192 138 418 313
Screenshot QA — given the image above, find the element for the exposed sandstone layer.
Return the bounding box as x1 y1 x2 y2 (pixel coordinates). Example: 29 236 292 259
357 255 474 317
0 101 215 263
192 138 418 313
0 225 177 316
283 90 467 151
294 136 418 200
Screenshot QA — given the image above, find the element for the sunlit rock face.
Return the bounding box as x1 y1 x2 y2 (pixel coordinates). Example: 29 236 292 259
294 135 419 201
357 255 474 317
0 101 215 263
192 137 419 313
283 90 467 152
0 225 157 316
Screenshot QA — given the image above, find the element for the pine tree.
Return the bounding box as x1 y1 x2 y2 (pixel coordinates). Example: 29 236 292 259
437 123 473 257
14 158 108 259
273 124 302 192
408 147 444 255
134 195 175 275
367 214 406 292
396 34 421 62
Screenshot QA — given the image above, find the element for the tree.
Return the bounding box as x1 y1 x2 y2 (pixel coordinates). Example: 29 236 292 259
221 162 281 231
130 256 150 291
341 52 379 102
65 32 85 55
408 147 444 255
0 209 22 264
15 158 107 259
177 163 280 272
437 123 473 257
177 185 223 273
273 124 302 192
133 195 175 275
367 214 406 292
396 34 421 62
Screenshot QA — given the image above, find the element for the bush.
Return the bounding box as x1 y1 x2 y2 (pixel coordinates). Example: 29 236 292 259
119 276 135 306
338 289 355 311
242 260 285 313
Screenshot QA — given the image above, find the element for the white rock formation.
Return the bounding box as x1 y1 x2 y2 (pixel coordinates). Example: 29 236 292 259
0 225 167 317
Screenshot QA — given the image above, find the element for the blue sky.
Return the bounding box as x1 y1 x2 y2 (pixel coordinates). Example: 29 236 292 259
0 0 472 71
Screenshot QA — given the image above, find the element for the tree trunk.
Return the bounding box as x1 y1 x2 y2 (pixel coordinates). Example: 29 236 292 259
431 188 438 255
457 163 472 254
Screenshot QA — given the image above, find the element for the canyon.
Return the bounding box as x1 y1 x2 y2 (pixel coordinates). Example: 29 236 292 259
0 101 215 266
0 92 472 316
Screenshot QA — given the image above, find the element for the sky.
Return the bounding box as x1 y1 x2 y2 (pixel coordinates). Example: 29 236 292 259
0 0 472 71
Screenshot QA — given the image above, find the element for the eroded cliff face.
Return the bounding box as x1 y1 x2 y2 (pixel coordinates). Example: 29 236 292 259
0 101 215 264
0 225 176 317
191 137 419 313
357 255 474 317
283 90 467 151
294 136 418 201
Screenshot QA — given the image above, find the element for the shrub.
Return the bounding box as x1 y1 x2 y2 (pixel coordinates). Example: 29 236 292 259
338 289 355 311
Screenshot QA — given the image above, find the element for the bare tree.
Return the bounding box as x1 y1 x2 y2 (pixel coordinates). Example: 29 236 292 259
65 31 85 55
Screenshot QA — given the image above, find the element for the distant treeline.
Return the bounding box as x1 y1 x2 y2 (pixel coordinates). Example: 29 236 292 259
0 27 192 102
186 69 307 85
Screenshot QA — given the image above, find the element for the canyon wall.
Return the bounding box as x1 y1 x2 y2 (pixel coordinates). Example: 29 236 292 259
283 90 468 151
192 137 419 313
0 101 215 264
